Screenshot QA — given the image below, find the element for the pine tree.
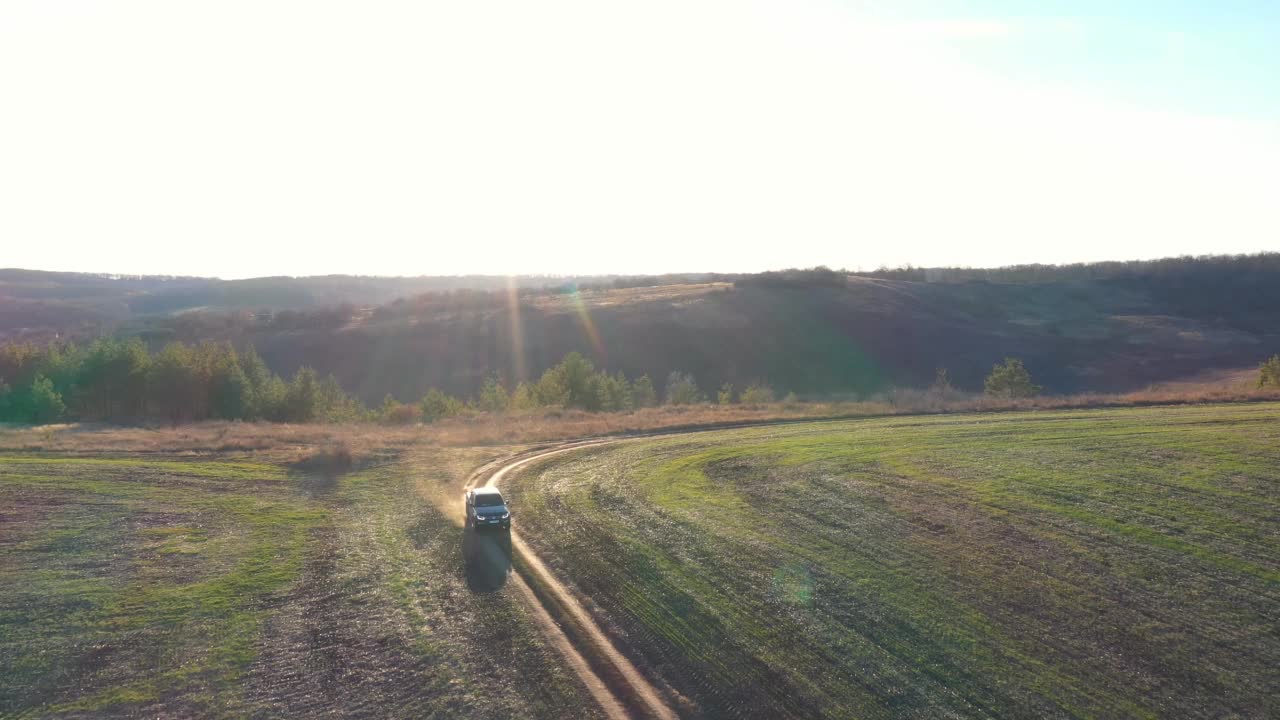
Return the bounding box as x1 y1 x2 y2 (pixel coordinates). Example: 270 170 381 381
631 374 657 408
984 358 1041 399
29 374 65 424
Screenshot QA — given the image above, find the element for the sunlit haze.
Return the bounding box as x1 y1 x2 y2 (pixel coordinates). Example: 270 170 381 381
3 0 1277 279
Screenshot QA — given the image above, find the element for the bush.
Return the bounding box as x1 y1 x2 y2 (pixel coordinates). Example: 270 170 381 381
930 368 953 394
378 395 421 424
929 367 963 402
527 352 641 411
533 365 570 408
477 375 510 412
1259 355 1280 388
717 383 735 405
665 371 703 405
984 358 1041 399
317 375 365 422
420 388 467 422
510 381 540 410
739 381 775 404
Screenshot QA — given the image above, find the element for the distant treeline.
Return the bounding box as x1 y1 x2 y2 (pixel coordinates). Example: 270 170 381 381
0 339 363 425
309 353 776 426
0 339 773 426
863 252 1280 285
866 253 1280 332
734 267 849 289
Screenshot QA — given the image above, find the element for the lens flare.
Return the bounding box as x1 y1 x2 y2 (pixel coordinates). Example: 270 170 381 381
772 563 814 607
506 276 526 383
566 286 606 362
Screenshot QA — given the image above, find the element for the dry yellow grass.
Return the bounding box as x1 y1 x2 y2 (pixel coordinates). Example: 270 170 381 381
3 379 1278 458
526 283 731 311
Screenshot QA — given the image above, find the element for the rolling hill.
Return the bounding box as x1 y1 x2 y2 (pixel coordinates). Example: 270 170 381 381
2 256 1278 402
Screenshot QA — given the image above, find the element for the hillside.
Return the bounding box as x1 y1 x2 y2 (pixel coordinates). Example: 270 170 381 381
152 273 1280 402
0 269 730 341
2 257 1279 402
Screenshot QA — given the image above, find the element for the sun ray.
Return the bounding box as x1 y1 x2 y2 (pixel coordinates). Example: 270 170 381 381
506 276 527 384
566 285 606 362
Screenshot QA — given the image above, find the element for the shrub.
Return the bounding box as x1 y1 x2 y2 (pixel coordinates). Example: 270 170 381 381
378 395 421 424
739 381 775 404
420 388 466 422
529 352 642 411
317 375 365 422
533 365 570 407
1259 355 1280 388
717 383 735 405
510 381 540 410
931 368 953 395
665 371 703 405
477 375 510 412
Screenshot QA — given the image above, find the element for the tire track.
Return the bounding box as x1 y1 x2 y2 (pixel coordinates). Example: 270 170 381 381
467 441 677 720
458 413 1013 719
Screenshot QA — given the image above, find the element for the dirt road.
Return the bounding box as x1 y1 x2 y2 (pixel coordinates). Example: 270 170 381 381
467 441 679 720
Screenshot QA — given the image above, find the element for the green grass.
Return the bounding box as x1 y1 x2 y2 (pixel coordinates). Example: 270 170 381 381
506 403 1280 719
0 455 323 717
0 447 602 719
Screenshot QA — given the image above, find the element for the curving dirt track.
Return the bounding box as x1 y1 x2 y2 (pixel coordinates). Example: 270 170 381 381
461 419 852 719
467 440 679 720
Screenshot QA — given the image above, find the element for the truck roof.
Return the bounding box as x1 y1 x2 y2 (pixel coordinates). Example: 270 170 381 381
472 487 502 496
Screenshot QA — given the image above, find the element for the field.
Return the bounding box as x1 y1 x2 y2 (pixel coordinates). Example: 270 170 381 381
3 403 1278 719
0 441 601 718
505 403 1280 718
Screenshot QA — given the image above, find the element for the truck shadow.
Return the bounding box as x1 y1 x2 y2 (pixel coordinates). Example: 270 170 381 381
462 526 512 593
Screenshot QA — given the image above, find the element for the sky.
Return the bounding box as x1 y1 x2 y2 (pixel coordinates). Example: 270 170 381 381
1 0 1277 279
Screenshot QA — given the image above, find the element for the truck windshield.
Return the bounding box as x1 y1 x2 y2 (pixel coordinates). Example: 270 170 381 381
475 494 505 507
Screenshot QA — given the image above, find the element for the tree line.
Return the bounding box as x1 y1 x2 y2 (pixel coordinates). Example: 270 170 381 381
375 352 780 424
0 339 363 425
5 336 1269 427
864 252 1280 286
0 342 779 426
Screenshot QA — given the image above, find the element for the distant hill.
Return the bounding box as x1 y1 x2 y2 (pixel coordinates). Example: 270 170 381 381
0 269 732 340
2 255 1278 401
